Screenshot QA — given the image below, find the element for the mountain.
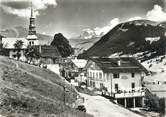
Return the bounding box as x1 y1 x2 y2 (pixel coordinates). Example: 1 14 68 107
79 20 166 62
0 26 53 45
68 27 105 56
69 37 100 56
78 28 104 40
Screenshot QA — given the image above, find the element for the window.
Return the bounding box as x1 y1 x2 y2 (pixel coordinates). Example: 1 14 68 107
103 73 106 81
106 74 109 81
131 83 135 89
113 73 119 78
131 73 135 78
100 83 104 88
96 72 98 80
12 54 16 58
99 72 102 79
93 72 95 79
89 72 92 77
115 84 119 91
90 81 92 86
93 82 95 87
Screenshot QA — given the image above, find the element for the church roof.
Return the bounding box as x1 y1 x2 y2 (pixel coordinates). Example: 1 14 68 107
2 37 29 49
36 45 61 58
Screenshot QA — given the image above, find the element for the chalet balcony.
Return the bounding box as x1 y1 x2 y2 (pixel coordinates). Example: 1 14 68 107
114 90 145 98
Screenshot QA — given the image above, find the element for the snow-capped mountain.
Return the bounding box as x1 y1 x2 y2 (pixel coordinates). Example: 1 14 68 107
78 28 104 39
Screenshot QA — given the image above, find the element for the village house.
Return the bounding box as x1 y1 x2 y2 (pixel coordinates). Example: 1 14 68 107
37 45 62 74
71 59 87 83
85 57 149 108
35 45 61 64
60 58 87 82
2 37 29 61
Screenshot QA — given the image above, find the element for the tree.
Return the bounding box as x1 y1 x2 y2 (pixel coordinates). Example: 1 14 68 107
13 40 24 60
51 33 74 57
0 35 5 55
25 45 40 63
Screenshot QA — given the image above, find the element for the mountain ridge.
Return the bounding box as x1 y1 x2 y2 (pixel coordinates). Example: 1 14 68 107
79 20 166 62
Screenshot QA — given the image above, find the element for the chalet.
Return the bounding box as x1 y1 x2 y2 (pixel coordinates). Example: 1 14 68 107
85 57 149 108
37 45 61 64
2 37 29 61
61 58 87 82
71 59 87 83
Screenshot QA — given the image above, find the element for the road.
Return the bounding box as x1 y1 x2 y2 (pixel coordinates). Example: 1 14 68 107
79 93 142 117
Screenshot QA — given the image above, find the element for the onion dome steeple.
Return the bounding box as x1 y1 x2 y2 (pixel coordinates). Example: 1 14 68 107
27 1 39 46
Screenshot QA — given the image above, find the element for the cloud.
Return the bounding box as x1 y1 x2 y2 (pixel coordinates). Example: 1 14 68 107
92 18 120 35
99 18 120 34
128 16 142 21
1 5 39 18
146 5 166 22
0 0 57 18
32 0 57 10
127 4 166 22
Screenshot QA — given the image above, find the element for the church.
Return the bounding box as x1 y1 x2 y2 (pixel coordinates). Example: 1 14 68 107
1 2 61 64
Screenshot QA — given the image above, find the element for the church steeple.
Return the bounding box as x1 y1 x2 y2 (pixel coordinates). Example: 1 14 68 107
28 1 36 35
30 2 34 18
27 1 39 46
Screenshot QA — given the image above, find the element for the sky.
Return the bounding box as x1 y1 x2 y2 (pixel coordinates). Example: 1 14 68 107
0 0 166 38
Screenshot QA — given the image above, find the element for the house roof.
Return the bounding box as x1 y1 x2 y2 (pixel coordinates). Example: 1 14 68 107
71 59 87 68
36 45 61 58
89 57 149 74
2 37 28 49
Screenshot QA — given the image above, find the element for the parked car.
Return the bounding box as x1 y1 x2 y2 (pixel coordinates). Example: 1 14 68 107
76 105 86 112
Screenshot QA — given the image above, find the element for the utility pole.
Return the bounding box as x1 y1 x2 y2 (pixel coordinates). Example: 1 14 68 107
64 86 66 105
63 78 66 106
111 74 113 97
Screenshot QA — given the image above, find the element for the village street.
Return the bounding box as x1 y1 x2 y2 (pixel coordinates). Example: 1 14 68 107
79 93 142 117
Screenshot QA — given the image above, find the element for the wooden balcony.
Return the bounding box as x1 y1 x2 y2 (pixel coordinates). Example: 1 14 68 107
114 90 145 98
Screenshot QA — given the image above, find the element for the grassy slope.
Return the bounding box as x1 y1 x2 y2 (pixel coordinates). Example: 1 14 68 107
0 56 92 117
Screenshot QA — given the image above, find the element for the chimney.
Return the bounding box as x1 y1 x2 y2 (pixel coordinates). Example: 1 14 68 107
117 60 121 66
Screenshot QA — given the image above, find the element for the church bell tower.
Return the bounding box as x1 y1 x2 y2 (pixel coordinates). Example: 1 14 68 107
27 2 39 46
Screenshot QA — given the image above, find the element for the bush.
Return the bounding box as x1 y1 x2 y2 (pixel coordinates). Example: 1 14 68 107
145 91 165 113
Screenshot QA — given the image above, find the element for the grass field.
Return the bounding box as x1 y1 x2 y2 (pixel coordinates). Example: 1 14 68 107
0 56 92 117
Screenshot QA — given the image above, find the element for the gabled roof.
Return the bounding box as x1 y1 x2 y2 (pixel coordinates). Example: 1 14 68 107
71 59 87 68
36 45 61 58
89 57 149 74
2 37 28 49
